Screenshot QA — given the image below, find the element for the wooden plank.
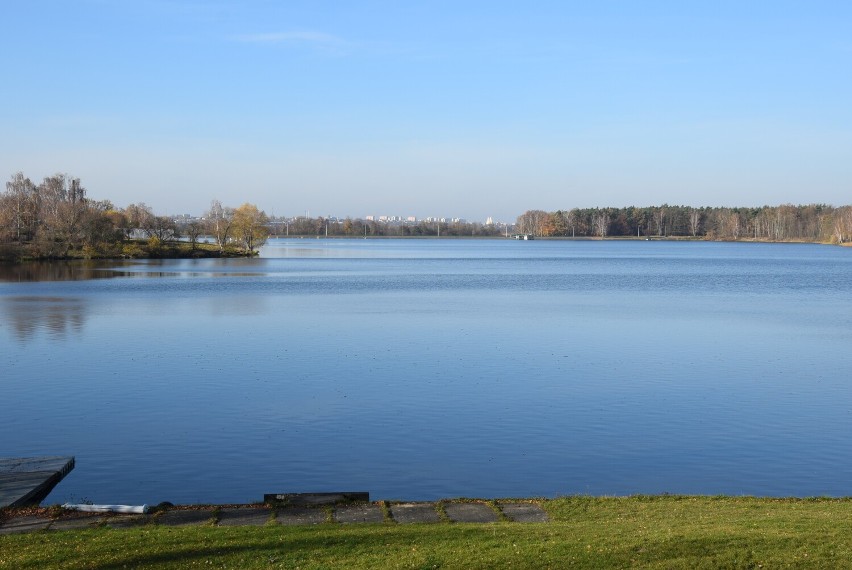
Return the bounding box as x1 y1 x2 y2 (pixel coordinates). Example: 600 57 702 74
0 456 75 508
0 457 75 476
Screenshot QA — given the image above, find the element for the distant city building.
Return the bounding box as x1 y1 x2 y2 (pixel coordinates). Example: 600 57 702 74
485 217 494 225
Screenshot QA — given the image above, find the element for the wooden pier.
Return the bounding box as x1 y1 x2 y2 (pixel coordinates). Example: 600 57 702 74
0 457 75 508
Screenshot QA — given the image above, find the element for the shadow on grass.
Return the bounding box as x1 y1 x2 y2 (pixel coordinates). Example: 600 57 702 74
5 522 849 569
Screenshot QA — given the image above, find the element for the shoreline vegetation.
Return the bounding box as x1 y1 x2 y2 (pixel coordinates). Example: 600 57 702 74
0 172 271 263
515 204 852 243
3 170 852 262
4 495 852 568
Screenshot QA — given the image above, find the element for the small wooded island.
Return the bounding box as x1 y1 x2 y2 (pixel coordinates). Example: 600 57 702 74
3 170 852 262
0 172 269 262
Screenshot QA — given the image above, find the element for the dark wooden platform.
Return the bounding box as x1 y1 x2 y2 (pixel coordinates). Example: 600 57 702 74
0 457 75 508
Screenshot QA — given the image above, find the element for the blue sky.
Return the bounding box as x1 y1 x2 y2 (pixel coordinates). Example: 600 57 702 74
2 1 850 221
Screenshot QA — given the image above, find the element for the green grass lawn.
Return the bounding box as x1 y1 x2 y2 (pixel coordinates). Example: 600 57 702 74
3 496 852 569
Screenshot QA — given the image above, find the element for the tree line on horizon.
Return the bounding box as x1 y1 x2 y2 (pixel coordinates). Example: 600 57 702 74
0 172 270 261
273 216 504 238
4 171 852 262
516 204 852 243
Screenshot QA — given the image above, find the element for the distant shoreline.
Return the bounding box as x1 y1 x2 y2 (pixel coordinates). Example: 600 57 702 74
2 235 849 263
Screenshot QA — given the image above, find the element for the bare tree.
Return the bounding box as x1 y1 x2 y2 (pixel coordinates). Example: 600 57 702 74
515 210 549 236
688 208 701 237
37 174 89 253
656 207 666 236
146 216 179 241
206 200 234 252
593 212 609 237
566 209 578 237
184 220 204 250
833 206 852 244
5 172 38 242
124 203 154 236
725 209 742 239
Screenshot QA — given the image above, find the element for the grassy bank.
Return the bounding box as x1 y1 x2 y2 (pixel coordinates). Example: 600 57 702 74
3 496 852 568
0 239 254 263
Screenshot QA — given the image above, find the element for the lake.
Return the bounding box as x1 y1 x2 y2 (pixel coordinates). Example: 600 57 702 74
2 239 852 504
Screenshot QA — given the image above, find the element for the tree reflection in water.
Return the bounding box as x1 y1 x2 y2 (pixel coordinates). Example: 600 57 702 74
0 261 130 282
2 296 88 342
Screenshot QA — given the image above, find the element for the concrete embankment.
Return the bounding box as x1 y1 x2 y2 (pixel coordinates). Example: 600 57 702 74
0 500 548 534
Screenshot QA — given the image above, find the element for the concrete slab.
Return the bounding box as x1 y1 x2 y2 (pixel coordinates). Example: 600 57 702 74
103 515 151 529
275 506 328 526
217 508 271 526
443 502 499 523
49 513 106 531
156 509 216 527
499 503 549 523
389 503 441 524
0 515 52 534
333 504 385 524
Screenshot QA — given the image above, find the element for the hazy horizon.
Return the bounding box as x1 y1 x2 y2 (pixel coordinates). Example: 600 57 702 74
3 1 850 220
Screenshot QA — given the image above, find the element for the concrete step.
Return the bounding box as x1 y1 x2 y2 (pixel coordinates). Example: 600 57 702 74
0 501 550 533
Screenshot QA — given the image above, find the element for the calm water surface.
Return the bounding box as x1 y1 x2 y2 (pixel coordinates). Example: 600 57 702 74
2 239 852 504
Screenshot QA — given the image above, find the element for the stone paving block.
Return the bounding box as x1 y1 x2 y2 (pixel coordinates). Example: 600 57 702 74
103 515 151 529
443 502 499 523
0 515 52 534
275 506 327 526
218 508 271 526
389 503 440 524
50 514 107 531
156 509 216 527
498 503 549 523
334 504 385 524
